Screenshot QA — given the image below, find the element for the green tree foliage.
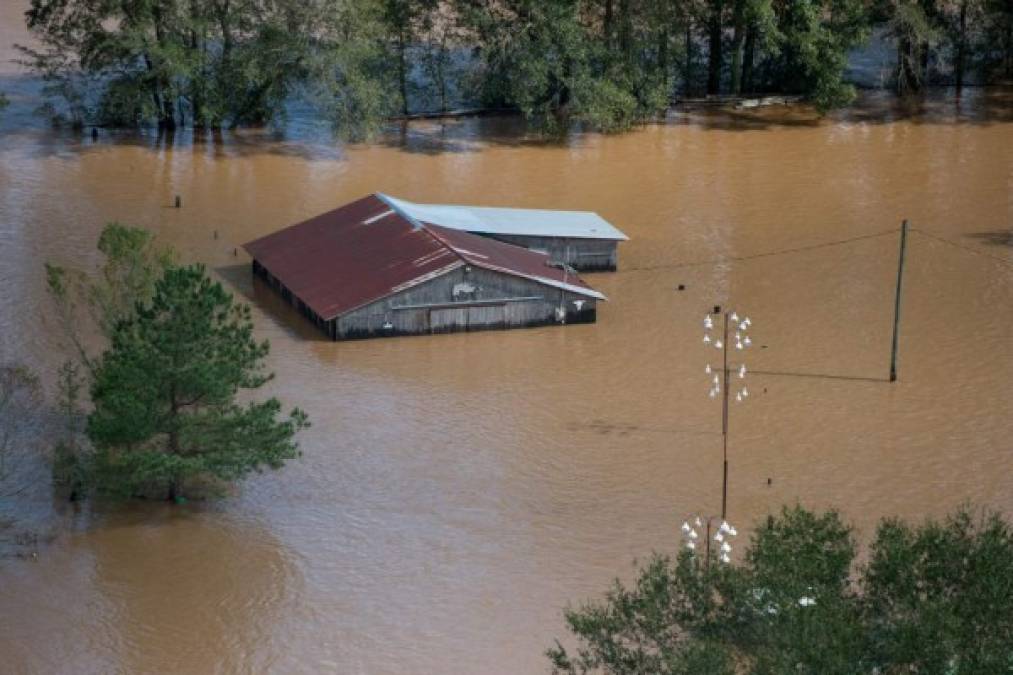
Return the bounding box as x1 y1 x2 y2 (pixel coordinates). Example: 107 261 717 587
769 0 869 110
979 0 1013 79
17 0 1013 133
0 364 47 555
864 509 1013 672
876 0 1013 93
19 0 320 129
306 0 404 139
381 0 438 115
419 3 465 113
51 361 87 500
45 223 173 498
86 264 308 501
457 0 676 132
886 0 944 93
548 505 1013 674
46 222 173 374
942 0 982 91
45 224 304 502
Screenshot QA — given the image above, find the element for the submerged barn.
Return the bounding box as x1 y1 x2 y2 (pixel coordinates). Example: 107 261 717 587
381 194 628 271
244 194 606 340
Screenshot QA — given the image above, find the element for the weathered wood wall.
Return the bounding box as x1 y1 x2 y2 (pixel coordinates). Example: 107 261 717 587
334 266 596 340
253 260 598 341
481 234 619 271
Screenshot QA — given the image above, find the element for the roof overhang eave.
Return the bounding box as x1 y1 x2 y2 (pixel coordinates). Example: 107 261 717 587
469 261 607 301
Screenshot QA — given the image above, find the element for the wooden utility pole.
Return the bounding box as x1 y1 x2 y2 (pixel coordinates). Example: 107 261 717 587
889 220 909 382
721 310 730 519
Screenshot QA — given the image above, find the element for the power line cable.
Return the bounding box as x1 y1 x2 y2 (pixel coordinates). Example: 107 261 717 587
621 228 900 273
910 227 1013 271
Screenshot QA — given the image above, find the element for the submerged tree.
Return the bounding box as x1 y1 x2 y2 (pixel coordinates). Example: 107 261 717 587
979 0 1013 80
774 0 869 110
50 360 87 501
548 505 1013 674
886 0 944 93
19 0 319 129
457 0 678 132
16 0 1010 133
456 0 593 130
0 364 46 555
942 0 983 93
381 0 438 115
45 225 305 502
44 223 174 495
308 0 403 139
0 365 43 501
45 222 174 375
87 265 308 501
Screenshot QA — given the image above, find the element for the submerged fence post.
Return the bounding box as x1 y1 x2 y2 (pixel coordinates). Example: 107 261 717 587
889 220 909 382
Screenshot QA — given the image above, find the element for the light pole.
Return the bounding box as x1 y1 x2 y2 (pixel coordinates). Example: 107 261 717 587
680 515 738 566
703 307 753 520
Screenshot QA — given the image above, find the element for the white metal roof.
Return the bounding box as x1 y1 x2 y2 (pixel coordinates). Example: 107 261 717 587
380 194 629 241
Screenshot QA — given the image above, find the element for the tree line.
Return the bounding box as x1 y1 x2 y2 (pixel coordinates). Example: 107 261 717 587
16 1 1013 133
549 505 1013 674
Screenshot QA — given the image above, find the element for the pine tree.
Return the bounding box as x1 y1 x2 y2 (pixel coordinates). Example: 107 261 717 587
87 264 308 501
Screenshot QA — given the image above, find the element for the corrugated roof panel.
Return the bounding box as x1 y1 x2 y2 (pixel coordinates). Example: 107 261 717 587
382 194 628 241
244 195 463 320
243 193 606 321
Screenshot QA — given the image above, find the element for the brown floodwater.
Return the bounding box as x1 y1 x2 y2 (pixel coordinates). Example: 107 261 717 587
2 5 1013 674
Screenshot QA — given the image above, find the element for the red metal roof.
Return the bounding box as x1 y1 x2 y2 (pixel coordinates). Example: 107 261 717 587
243 194 604 321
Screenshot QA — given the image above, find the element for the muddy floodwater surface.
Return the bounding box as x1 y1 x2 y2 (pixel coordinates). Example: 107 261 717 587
2 5 1013 674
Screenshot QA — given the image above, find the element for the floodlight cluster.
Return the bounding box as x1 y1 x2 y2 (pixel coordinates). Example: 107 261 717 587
704 311 753 402
680 517 738 564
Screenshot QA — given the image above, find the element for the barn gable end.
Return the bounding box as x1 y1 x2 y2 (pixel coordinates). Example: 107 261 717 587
244 193 604 340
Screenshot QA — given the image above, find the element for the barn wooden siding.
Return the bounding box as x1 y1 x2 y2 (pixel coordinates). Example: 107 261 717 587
481 235 618 272
335 266 596 340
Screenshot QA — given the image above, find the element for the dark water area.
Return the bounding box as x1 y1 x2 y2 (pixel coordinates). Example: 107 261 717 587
3 3 1013 673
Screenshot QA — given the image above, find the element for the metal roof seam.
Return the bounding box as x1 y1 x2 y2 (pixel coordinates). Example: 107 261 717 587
376 192 425 231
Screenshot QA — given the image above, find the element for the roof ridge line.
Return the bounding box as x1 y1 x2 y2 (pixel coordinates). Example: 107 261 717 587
417 220 472 267
376 192 423 229
376 192 470 267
